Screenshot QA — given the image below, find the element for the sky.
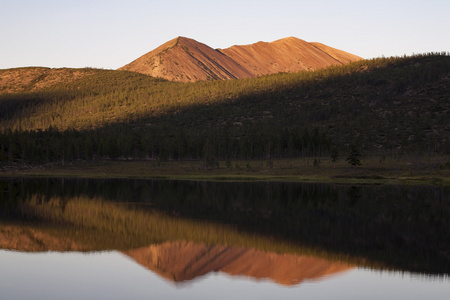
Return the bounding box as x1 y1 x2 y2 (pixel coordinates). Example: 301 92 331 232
1 0 449 69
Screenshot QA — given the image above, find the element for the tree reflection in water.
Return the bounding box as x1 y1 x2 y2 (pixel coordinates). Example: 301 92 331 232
0 178 449 276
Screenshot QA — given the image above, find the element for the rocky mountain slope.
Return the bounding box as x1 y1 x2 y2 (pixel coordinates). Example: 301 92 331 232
219 37 361 77
119 36 362 82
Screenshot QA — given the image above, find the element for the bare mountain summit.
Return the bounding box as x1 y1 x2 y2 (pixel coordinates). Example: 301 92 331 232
119 37 252 82
119 36 362 82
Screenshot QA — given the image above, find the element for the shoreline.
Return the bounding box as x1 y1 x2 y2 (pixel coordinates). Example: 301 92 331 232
1 157 449 186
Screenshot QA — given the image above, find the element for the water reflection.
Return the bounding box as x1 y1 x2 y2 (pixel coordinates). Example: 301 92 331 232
0 222 352 286
2 250 448 300
0 178 449 277
124 241 352 285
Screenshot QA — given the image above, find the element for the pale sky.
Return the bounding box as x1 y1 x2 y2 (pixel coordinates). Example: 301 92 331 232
1 0 449 69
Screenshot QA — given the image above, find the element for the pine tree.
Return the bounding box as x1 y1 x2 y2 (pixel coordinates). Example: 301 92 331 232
346 144 361 169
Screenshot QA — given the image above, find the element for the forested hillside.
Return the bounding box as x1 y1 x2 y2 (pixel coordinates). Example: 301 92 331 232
0 53 449 165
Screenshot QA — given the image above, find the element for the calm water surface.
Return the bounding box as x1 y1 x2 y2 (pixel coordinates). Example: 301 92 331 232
0 178 449 299
1 250 449 300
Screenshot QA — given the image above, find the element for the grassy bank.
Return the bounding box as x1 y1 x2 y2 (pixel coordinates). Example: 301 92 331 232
2 156 450 185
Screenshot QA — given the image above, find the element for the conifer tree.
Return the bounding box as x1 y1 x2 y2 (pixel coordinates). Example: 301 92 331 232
346 144 361 169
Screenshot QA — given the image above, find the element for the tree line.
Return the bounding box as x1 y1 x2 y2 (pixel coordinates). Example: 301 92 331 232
0 124 331 164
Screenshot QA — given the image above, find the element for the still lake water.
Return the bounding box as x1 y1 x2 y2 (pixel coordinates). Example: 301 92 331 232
0 178 449 299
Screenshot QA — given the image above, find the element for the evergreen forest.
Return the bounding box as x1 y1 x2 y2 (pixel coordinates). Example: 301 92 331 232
0 53 449 165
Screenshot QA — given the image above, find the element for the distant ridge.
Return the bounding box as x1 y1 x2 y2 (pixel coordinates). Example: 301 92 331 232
119 36 362 82
0 67 97 93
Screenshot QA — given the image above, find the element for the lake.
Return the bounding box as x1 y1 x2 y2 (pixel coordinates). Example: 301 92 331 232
0 178 449 299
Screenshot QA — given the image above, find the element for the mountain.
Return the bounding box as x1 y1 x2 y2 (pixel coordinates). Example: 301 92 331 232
124 241 352 285
119 37 253 82
219 37 361 77
119 36 362 82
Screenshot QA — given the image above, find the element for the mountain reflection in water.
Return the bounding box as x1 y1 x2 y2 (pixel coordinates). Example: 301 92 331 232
0 223 351 285
0 178 449 278
124 241 352 285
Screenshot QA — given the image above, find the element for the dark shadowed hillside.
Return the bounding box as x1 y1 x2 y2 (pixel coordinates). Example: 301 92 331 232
0 53 449 164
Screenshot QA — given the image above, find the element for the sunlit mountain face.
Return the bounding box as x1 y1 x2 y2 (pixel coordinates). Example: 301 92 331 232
119 36 362 82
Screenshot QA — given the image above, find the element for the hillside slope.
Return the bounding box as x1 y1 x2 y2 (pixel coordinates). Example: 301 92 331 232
119 36 361 82
0 53 449 164
310 42 362 64
0 67 97 93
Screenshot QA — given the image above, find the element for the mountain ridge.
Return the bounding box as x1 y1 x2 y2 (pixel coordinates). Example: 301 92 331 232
119 36 362 82
0 67 98 93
